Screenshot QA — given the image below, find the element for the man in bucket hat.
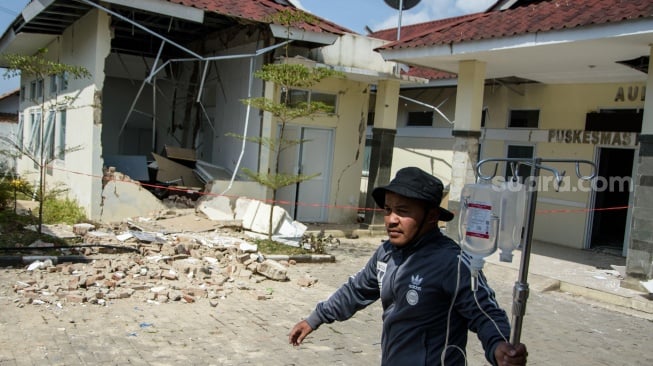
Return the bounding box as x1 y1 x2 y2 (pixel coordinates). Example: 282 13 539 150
289 167 527 365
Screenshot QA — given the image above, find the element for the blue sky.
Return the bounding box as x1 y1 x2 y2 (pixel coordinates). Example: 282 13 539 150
292 0 495 34
0 0 494 95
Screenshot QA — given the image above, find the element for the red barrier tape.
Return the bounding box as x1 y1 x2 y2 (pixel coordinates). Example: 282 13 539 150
43 164 632 215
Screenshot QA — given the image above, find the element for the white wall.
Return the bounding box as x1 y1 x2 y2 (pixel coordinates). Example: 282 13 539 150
15 9 111 219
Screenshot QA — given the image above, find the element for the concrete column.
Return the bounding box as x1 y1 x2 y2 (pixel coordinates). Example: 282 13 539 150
363 80 400 229
446 60 486 237
624 46 653 289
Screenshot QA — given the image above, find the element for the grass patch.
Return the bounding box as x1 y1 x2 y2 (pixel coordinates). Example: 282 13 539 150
254 238 314 255
42 197 87 224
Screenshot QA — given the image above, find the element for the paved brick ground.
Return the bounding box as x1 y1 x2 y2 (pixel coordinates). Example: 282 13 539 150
1 238 652 365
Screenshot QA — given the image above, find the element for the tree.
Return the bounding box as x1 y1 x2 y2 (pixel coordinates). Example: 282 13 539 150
1 48 91 233
234 9 342 239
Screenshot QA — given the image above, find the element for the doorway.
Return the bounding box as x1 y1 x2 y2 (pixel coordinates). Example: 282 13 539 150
589 147 634 254
276 126 334 222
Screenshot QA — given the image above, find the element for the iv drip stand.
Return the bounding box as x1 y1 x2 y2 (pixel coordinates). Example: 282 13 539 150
475 157 597 345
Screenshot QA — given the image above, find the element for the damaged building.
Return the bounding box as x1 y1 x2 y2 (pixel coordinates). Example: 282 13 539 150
0 0 419 225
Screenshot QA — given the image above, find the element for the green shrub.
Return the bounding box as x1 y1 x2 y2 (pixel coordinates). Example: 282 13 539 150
42 197 86 224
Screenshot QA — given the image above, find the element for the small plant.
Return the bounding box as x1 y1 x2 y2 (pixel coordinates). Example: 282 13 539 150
231 9 343 240
42 196 86 224
0 173 31 211
254 238 313 255
301 230 340 254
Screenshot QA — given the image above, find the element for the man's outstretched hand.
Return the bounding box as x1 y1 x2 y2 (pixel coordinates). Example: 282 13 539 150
494 341 528 366
288 320 314 346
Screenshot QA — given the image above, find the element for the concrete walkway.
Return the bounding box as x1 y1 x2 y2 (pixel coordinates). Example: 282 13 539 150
305 224 653 317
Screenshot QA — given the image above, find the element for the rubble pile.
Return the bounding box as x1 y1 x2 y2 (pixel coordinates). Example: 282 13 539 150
7 215 297 308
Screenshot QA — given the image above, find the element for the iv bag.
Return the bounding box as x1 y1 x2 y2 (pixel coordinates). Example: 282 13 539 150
497 180 528 262
458 183 500 258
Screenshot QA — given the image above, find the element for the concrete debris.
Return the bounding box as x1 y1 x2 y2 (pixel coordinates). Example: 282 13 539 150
296 274 318 288
28 240 54 248
5 207 315 309
73 223 96 236
25 224 77 239
100 172 167 224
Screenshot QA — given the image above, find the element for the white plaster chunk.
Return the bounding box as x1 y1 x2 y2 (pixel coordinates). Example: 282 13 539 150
238 198 260 230
100 180 166 224
275 214 307 238
250 201 286 235
197 195 234 221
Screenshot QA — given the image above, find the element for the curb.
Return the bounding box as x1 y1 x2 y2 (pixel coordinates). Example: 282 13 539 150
484 262 653 317
264 254 335 263
557 281 653 315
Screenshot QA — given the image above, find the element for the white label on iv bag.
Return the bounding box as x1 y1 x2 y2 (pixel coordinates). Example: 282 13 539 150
465 202 492 239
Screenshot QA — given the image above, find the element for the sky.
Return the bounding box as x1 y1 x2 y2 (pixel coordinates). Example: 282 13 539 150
292 0 495 34
0 0 495 95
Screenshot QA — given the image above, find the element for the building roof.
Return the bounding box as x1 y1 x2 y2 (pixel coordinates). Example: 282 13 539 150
0 88 19 100
375 0 653 84
0 112 18 123
167 0 353 34
368 13 481 42
380 0 653 50
0 0 353 61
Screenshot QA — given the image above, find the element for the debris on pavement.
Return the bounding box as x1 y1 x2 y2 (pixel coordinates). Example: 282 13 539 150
2 206 319 308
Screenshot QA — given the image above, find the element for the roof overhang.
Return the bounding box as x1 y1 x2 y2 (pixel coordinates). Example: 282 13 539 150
378 18 653 84
282 56 427 84
270 24 339 46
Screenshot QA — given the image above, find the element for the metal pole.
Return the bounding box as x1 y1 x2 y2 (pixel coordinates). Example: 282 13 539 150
397 0 404 40
510 157 540 345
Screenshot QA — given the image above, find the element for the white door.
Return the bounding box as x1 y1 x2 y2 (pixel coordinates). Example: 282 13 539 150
277 126 333 222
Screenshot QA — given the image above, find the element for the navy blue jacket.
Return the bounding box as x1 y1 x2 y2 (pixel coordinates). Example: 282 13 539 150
305 229 511 365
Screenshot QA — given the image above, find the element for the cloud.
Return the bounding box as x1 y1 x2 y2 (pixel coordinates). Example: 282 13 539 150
453 0 495 13
288 0 305 10
372 11 432 32
372 0 494 31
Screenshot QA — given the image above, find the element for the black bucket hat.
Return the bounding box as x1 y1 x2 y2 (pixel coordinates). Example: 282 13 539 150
372 167 454 222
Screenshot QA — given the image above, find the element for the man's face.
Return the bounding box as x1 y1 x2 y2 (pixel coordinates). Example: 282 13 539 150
383 191 437 247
